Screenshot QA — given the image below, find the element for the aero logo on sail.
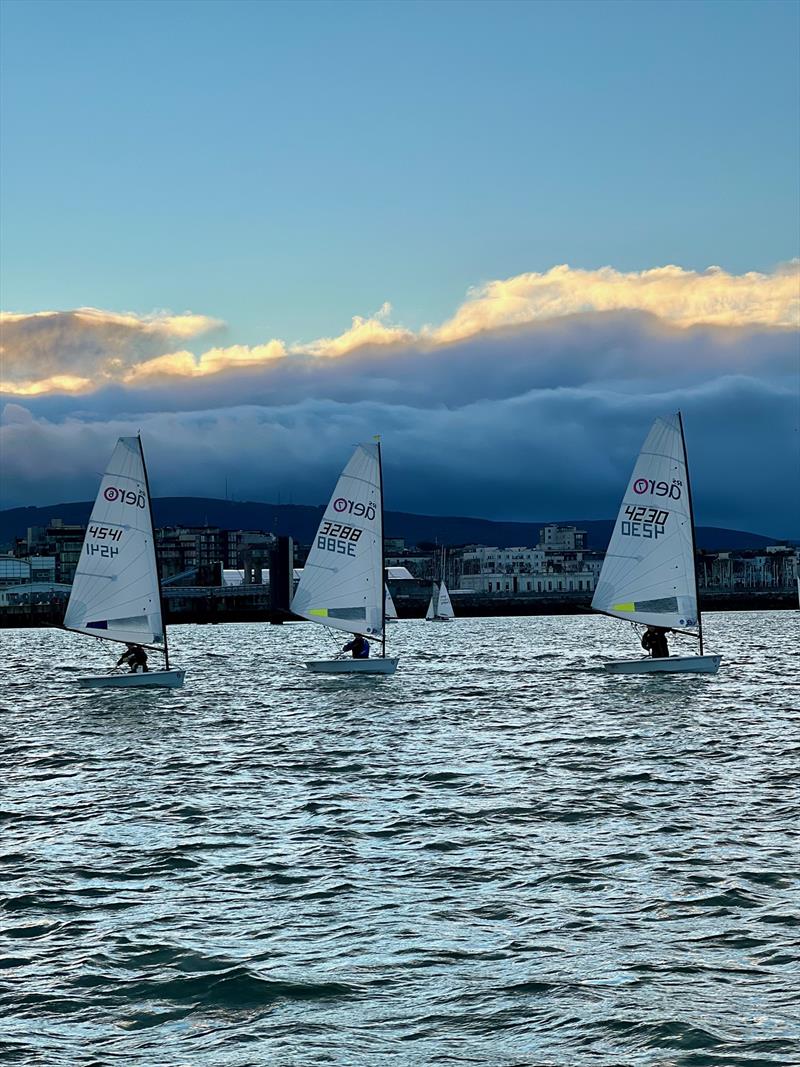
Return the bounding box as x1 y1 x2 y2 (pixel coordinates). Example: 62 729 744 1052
333 497 376 520
632 479 682 500
104 486 147 508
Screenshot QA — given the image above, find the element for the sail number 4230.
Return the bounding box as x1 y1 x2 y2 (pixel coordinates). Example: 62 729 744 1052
621 505 669 540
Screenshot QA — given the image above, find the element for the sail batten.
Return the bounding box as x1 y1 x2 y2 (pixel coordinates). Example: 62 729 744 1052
64 437 165 646
291 443 384 638
591 414 698 630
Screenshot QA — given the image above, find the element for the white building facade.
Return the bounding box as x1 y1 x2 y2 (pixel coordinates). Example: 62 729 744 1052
458 526 602 595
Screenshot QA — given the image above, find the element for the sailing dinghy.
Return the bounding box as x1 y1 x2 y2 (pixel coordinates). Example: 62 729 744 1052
291 441 398 675
592 413 721 675
385 584 399 623
426 548 455 621
425 581 454 621
63 436 185 688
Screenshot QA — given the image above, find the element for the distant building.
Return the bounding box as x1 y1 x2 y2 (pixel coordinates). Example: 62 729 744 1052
457 525 600 594
539 524 588 550
0 556 31 584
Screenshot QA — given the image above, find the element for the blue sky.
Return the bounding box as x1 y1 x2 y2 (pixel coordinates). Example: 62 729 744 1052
1 0 798 535
2 0 798 343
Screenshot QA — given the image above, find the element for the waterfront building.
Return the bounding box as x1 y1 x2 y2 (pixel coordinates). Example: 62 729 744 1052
14 520 85 582
458 525 601 595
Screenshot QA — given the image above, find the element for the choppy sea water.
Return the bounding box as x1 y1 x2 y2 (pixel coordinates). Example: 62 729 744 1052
2 610 799 1067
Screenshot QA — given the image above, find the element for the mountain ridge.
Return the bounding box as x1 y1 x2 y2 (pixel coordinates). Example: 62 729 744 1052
0 497 789 552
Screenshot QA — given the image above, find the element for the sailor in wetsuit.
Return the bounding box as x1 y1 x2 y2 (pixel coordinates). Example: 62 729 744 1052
641 626 671 659
342 634 370 659
116 643 149 673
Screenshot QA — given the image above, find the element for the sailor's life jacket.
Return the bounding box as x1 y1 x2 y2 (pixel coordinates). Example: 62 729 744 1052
344 636 370 659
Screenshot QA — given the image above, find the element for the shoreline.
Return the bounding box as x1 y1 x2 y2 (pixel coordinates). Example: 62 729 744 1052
2 591 795 629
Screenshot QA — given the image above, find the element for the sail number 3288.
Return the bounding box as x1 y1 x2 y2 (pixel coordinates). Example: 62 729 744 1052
318 520 362 557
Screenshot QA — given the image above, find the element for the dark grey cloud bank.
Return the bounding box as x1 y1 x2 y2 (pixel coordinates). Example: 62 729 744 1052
2 312 798 535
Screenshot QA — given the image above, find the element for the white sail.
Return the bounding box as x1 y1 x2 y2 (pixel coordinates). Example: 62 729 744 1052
64 437 164 646
437 581 454 619
291 443 384 637
385 584 398 620
425 585 438 621
592 414 698 630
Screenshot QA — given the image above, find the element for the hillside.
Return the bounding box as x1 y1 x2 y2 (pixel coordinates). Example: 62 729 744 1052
0 497 788 552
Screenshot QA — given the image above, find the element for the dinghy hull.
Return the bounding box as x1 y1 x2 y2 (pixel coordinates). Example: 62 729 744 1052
305 658 399 675
603 655 721 675
77 669 186 689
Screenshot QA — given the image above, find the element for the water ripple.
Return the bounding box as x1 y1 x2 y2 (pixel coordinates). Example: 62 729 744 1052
2 612 799 1065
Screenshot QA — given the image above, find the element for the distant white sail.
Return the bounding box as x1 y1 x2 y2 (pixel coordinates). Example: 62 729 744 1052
385 584 398 620
64 437 164 646
291 443 384 637
437 581 454 619
425 585 438 621
592 414 698 630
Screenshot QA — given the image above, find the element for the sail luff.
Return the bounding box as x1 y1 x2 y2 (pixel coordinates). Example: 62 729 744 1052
138 434 169 668
378 439 386 657
678 411 704 655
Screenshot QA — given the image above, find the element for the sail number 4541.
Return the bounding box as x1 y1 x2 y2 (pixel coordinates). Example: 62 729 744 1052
318 520 363 557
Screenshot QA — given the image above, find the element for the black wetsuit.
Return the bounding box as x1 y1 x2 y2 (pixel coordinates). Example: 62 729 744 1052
118 645 149 672
641 629 669 658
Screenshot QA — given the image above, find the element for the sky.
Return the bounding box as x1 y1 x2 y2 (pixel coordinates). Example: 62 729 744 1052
1 0 799 535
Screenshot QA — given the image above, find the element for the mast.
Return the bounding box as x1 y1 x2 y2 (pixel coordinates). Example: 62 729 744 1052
138 434 170 669
678 411 704 655
377 438 386 657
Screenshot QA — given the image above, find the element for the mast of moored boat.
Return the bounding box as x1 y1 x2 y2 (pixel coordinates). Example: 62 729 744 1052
677 411 704 656
138 434 170 670
377 437 386 658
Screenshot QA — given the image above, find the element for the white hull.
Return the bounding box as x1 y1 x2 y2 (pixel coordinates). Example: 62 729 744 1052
305 657 399 675
77 669 186 689
603 655 721 675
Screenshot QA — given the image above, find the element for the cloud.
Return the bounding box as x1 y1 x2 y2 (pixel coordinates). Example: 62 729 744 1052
122 341 288 383
3 263 796 397
1 265 797 536
0 307 223 392
431 262 800 343
2 375 797 536
294 302 415 358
